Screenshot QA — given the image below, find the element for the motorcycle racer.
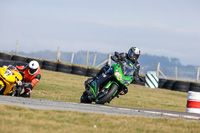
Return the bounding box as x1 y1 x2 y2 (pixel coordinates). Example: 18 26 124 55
93 47 141 95
16 60 41 98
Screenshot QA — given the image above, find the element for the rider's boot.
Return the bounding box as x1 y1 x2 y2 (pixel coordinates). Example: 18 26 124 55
20 88 31 98
15 86 23 97
119 86 128 95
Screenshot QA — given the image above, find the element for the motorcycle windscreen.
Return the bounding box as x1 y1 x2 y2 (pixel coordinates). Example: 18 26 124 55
121 60 136 76
3 69 16 83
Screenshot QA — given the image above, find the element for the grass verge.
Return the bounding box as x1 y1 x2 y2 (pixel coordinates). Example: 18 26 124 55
1 69 198 133
0 105 200 133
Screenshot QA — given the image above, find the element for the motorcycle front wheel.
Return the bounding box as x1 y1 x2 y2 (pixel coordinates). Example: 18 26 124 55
80 91 92 103
96 83 118 104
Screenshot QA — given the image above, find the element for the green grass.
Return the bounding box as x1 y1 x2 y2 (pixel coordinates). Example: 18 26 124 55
1 69 199 133
0 105 200 133
32 70 188 112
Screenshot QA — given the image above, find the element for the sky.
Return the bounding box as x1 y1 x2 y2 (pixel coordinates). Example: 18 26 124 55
0 0 200 66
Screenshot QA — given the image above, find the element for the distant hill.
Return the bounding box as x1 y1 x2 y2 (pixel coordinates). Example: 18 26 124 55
9 50 198 80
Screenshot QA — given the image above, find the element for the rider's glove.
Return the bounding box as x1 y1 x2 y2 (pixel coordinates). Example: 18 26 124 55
23 83 32 88
17 81 22 86
111 55 118 62
135 76 140 81
15 77 22 86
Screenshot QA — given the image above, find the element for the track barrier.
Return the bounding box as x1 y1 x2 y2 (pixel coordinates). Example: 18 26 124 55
145 71 158 88
0 52 199 93
186 83 200 114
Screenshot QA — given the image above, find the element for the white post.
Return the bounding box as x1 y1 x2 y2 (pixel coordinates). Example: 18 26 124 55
196 67 200 82
96 53 111 68
156 62 160 78
71 53 74 64
86 51 89 66
56 46 61 62
15 40 19 55
93 54 97 67
159 70 167 79
175 66 177 80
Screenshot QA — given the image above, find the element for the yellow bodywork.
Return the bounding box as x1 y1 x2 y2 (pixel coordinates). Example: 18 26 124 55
0 66 23 95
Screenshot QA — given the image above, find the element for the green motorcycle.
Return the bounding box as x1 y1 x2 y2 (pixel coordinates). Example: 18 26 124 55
80 56 136 104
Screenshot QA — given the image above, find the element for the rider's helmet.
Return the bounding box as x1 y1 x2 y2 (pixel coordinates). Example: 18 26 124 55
127 47 140 63
28 60 39 75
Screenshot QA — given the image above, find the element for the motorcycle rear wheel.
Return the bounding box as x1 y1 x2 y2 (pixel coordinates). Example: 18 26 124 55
96 83 118 104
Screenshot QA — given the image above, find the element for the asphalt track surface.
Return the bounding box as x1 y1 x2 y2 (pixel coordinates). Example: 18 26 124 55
0 95 200 121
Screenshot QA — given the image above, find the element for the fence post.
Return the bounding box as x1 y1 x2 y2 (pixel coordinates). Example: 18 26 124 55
96 60 108 68
196 67 200 82
71 53 74 64
156 62 160 78
159 69 167 79
86 51 89 66
56 46 61 62
96 53 111 68
93 54 97 67
15 40 19 55
156 62 167 79
175 66 177 80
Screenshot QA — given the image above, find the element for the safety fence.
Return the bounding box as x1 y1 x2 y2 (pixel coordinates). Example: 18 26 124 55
156 62 200 83
156 61 200 93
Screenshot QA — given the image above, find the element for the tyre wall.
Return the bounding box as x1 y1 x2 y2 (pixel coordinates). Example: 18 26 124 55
0 52 199 93
0 52 99 77
186 83 200 114
158 78 199 93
